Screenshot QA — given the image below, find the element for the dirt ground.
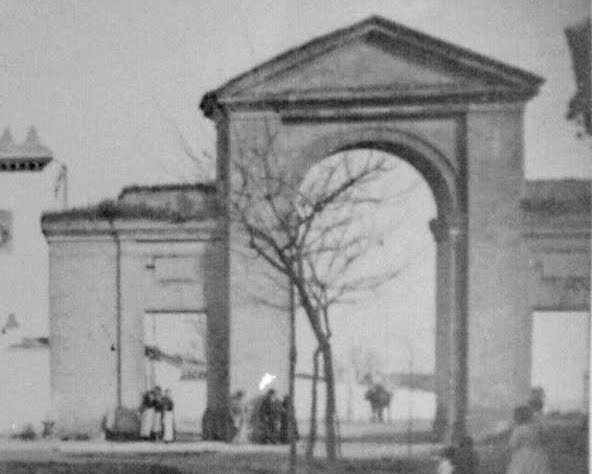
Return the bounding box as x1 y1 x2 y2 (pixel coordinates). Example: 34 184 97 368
0 416 587 473
0 453 434 474
0 441 587 474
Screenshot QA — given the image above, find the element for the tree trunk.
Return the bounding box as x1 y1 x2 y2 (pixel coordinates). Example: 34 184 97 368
288 284 297 474
306 347 321 462
321 342 337 463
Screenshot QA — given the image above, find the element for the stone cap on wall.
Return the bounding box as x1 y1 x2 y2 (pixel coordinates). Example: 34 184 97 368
41 182 219 238
522 179 591 240
118 182 217 217
522 179 591 215
41 212 218 240
118 182 216 200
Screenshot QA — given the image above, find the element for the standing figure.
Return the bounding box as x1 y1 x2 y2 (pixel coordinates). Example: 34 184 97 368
260 389 279 444
139 389 155 440
279 394 299 444
272 395 284 441
506 405 551 474
151 386 163 441
528 387 546 425
364 385 377 421
230 390 247 443
365 384 392 423
162 389 175 443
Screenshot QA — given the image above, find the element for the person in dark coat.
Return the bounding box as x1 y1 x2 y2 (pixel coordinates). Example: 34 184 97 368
365 383 392 422
139 389 155 440
151 386 163 441
279 394 299 444
260 389 279 444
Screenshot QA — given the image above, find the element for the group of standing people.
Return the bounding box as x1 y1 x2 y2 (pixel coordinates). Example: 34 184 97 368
258 389 297 444
140 386 175 442
230 389 298 445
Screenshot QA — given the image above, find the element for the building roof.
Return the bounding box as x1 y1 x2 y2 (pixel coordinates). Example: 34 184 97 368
201 15 544 116
0 127 53 172
522 179 591 214
42 200 183 223
42 182 219 224
118 182 216 200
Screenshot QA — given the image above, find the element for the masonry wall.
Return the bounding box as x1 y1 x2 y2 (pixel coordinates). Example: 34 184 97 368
46 218 216 437
223 109 460 404
119 238 147 410
48 236 118 437
225 114 291 400
224 104 537 438
523 210 591 313
229 231 290 397
465 105 531 429
119 237 211 410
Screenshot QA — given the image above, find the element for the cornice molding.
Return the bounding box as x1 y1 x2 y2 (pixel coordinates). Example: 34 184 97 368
201 16 543 119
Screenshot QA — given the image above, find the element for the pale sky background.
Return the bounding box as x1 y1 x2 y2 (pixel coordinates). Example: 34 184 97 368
0 0 590 406
0 0 590 204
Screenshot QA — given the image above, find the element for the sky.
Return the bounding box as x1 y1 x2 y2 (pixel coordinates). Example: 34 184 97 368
0 0 589 207
0 0 589 399
295 153 437 375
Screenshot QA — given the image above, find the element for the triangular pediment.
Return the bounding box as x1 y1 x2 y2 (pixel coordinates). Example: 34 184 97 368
245 37 481 96
202 16 543 113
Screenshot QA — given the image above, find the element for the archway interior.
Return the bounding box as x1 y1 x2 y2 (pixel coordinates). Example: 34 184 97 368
293 148 437 431
144 311 208 434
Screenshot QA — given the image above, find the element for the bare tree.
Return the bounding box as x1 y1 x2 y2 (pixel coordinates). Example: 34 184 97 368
228 128 413 463
173 111 422 466
347 345 386 385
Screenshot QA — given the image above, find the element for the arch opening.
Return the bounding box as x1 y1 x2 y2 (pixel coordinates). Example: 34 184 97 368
293 147 445 440
296 127 460 223
336 142 456 221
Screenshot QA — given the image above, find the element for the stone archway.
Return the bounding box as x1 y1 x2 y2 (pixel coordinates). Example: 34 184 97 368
295 126 465 440
201 15 543 441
